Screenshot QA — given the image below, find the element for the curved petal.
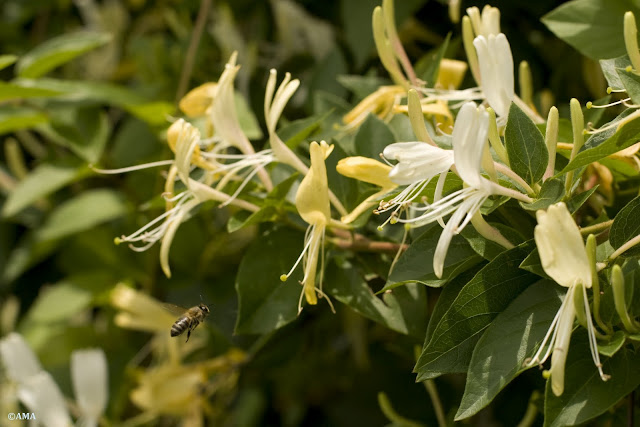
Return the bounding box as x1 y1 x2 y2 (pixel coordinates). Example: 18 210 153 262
384 142 454 185
295 141 332 225
473 34 514 117
452 102 490 189
534 203 591 288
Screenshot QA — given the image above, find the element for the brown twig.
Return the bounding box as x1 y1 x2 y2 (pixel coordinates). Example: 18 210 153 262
328 232 407 253
175 0 212 105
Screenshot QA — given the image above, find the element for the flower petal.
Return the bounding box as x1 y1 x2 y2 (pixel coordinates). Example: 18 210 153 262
0 333 42 382
534 203 591 288
72 349 108 423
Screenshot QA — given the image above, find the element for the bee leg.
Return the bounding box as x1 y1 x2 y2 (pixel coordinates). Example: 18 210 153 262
185 328 191 343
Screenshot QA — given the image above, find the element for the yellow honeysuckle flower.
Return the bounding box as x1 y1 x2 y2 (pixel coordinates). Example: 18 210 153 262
393 100 454 132
282 141 334 311
179 82 217 117
336 157 396 223
342 86 406 131
110 283 176 333
436 58 468 90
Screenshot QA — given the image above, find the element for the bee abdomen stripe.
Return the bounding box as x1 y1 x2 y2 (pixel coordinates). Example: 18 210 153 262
171 317 191 336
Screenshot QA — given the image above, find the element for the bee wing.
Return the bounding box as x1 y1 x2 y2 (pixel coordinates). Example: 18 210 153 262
162 303 187 317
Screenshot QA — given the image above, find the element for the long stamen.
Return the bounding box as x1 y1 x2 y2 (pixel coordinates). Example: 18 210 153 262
582 284 610 381
281 225 315 281
525 293 567 367
91 160 175 174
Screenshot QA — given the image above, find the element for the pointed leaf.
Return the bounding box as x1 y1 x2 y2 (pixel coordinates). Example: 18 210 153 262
16 31 112 78
609 194 640 257
504 102 548 185
414 242 537 381
560 111 640 173
544 332 640 427
456 280 563 420
36 189 127 241
354 114 396 159
0 106 49 135
2 160 89 218
520 178 565 211
0 82 62 102
235 227 303 334
0 55 17 71
542 0 634 60
385 223 481 289
599 56 630 89
326 260 427 338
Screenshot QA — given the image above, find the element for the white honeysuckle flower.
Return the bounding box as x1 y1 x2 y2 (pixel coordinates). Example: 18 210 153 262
527 202 609 396
466 5 501 37
388 102 530 277
376 142 454 227
0 332 42 382
18 372 72 427
264 69 309 174
0 333 110 427
473 33 514 118
71 349 108 427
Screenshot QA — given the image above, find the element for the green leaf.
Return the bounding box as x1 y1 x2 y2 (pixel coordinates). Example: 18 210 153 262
609 194 640 257
597 330 626 357
566 186 598 213
414 242 537 381
618 68 640 105
234 92 263 140
461 223 525 261
25 280 93 323
37 107 110 163
0 81 62 102
326 261 427 338
11 78 175 125
227 207 279 234
0 106 49 135
385 223 482 289
279 112 330 150
544 333 640 427
560 111 640 173
504 102 548 185
542 0 634 60
0 55 18 70
354 114 396 159
520 178 565 211
417 32 452 87
235 227 303 334
519 248 549 279
456 280 563 420
36 189 127 241
599 56 630 89
2 160 89 218
16 31 112 78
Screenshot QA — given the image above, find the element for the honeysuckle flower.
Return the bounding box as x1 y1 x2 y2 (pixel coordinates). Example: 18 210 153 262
466 5 501 38
342 86 407 131
178 82 217 119
71 350 108 427
336 156 397 223
0 333 109 427
376 142 455 227
435 58 468 90
110 283 177 333
130 348 246 420
473 33 514 119
116 119 260 277
281 141 335 312
526 202 609 396
382 102 531 277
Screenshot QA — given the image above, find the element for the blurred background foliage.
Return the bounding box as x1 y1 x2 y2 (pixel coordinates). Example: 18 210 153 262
0 0 609 425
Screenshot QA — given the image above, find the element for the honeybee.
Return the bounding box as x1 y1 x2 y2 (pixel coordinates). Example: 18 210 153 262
169 303 210 342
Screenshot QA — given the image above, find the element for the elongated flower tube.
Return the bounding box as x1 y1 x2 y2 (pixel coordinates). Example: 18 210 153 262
386 102 531 277
282 141 334 312
527 202 609 396
337 156 397 223
473 33 514 118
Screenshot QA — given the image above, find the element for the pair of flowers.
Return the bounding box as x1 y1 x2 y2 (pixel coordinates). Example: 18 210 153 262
0 333 108 427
